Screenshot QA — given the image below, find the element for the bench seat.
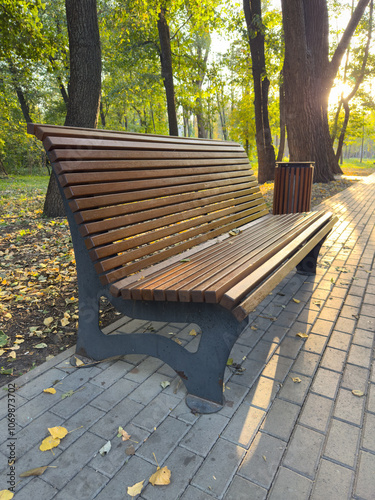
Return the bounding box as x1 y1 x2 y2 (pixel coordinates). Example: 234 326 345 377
28 123 338 413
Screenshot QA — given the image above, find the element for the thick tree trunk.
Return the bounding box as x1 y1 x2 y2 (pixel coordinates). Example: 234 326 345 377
157 7 178 136
44 0 102 217
243 0 276 184
281 0 370 183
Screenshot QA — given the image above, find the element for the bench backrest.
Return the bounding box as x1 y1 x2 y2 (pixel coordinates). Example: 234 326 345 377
28 124 269 286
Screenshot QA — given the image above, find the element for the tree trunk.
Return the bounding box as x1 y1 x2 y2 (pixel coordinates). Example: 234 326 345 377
157 7 178 136
243 0 276 184
8 60 32 123
44 0 102 218
281 0 370 183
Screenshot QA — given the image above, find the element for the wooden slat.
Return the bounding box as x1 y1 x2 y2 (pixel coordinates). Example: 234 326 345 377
59 163 251 187
44 136 242 153
91 199 267 264
104 207 269 285
127 215 297 302
221 212 336 311
110 215 273 298
74 185 259 224
55 157 251 174
232 217 338 321
63 170 252 199
49 149 248 162
30 123 238 147
79 189 263 237
68 178 257 212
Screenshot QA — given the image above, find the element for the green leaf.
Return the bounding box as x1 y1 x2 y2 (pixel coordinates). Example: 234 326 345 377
0 331 8 347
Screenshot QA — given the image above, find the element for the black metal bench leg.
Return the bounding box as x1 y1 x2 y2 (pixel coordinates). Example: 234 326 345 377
296 236 327 275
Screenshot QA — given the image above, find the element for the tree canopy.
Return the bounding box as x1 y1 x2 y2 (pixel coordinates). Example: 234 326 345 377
1 0 374 183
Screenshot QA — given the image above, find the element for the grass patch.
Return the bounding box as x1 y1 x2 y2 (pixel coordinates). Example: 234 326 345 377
340 158 375 176
0 175 49 218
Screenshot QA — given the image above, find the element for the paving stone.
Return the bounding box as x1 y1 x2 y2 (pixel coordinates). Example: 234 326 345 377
311 368 340 399
170 399 200 424
278 373 311 405
90 398 144 440
223 475 267 500
324 419 360 467
362 412 375 452
136 416 190 463
15 391 62 427
132 392 180 432
261 354 294 383
297 308 319 325
243 376 280 410
53 465 108 499
16 368 67 400
268 467 312 500
55 366 102 392
13 478 58 500
335 316 357 334
344 294 363 307
235 326 265 348
320 347 347 372
42 432 106 490
302 333 328 355
181 485 217 499
89 423 150 477
125 357 165 383
248 340 278 362
230 358 265 388
310 318 335 337
142 446 203 500
191 438 246 497
292 351 320 377
357 314 375 332
361 303 375 317
57 404 105 451
238 432 286 489
90 378 139 411
260 398 300 441
347 344 372 368
353 328 374 348
327 331 352 351
181 412 229 455
283 425 324 478
89 359 134 388
337 304 359 319
51 382 104 419
311 458 353 500
299 393 334 433
221 404 264 448
368 382 375 413
341 363 370 393
354 450 375 499
333 387 365 425
260 324 288 343
275 335 304 360
220 382 249 418
128 372 173 405
95 455 155 500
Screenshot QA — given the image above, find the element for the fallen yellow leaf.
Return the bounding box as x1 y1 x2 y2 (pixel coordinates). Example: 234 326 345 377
352 389 364 397
61 318 70 327
118 427 131 441
0 491 14 500
292 298 301 303
40 436 60 451
43 388 56 394
20 465 56 477
149 466 171 486
8 351 16 359
189 329 197 336
292 377 302 383
48 426 68 439
127 480 145 497
296 332 309 338
43 317 54 326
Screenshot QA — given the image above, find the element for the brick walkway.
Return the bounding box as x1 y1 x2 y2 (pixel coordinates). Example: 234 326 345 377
1 174 375 499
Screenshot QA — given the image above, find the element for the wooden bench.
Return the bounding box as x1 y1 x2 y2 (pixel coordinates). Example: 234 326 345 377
28 123 338 413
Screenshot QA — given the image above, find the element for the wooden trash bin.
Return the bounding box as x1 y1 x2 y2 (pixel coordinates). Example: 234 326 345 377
273 162 314 214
